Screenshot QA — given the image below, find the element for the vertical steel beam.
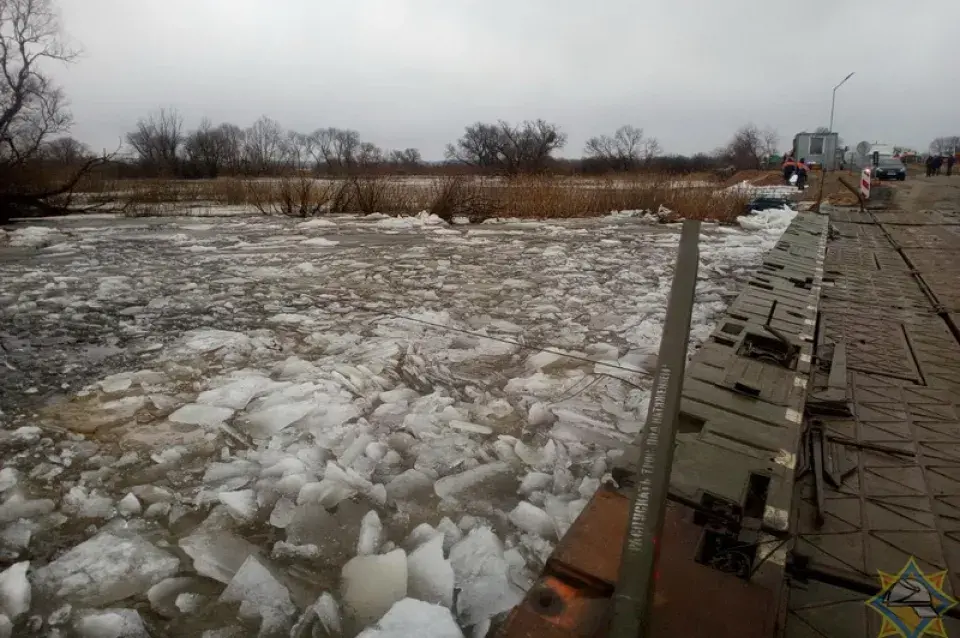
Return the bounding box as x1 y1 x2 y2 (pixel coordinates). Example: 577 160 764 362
609 219 701 638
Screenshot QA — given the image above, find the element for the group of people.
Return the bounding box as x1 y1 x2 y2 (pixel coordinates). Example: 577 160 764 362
782 155 810 190
925 154 956 177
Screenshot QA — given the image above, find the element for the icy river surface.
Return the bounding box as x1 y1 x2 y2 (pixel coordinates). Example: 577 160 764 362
0 208 794 637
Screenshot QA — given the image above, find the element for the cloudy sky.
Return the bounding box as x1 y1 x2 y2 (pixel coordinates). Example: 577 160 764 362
51 0 958 159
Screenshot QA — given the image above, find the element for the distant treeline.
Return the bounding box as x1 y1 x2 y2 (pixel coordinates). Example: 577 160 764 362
59 109 780 179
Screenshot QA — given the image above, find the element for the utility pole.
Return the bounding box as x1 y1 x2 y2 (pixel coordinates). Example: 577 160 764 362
817 72 855 212
829 72 855 134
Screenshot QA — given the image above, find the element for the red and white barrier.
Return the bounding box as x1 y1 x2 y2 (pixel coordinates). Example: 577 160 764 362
860 168 871 200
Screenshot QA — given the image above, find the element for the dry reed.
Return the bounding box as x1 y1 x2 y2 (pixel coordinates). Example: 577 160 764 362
77 174 750 223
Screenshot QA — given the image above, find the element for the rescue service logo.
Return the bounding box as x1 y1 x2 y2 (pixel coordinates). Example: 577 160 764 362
865 557 957 638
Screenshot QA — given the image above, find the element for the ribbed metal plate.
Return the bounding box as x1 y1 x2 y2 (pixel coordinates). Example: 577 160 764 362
788 207 960 638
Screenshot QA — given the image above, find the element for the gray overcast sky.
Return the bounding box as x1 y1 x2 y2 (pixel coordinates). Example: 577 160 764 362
51 0 957 159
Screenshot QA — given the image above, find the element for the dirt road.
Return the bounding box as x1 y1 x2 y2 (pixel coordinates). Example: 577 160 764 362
891 172 960 211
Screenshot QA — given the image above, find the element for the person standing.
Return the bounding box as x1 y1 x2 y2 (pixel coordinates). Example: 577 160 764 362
934 155 944 176
926 154 935 177
796 158 809 190
782 155 797 184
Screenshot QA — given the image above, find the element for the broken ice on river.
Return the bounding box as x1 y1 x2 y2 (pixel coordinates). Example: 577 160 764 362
0 207 795 636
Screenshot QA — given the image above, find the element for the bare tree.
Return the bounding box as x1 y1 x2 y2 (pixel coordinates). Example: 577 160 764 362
445 120 566 174
330 128 360 174
184 118 241 178
499 119 566 173
306 128 333 173
724 124 778 170
0 0 107 221
761 128 779 157
282 130 315 172
41 136 91 165
305 127 361 175
126 108 183 175
584 125 661 171
445 122 502 170
217 123 245 175
251 130 345 217
930 136 959 155
356 141 382 170
388 148 422 169
244 115 285 175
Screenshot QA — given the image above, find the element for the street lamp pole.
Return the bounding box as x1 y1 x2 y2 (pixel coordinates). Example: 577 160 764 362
829 71 855 133
816 72 855 213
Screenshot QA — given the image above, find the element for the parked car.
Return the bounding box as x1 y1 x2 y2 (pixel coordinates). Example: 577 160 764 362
873 157 906 181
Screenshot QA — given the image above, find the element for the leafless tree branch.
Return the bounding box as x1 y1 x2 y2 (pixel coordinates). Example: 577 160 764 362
723 123 777 170
445 119 566 174
584 125 660 171
125 107 183 175
0 0 109 222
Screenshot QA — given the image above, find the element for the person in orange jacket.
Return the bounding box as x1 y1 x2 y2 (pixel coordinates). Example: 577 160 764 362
795 158 810 190
782 155 798 184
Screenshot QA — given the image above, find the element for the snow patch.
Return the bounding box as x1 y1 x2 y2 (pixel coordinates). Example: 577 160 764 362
737 206 797 235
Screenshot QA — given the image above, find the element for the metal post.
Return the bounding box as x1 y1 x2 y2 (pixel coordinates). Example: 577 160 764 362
817 72 855 212
828 72 855 135
609 220 700 638
829 89 837 135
